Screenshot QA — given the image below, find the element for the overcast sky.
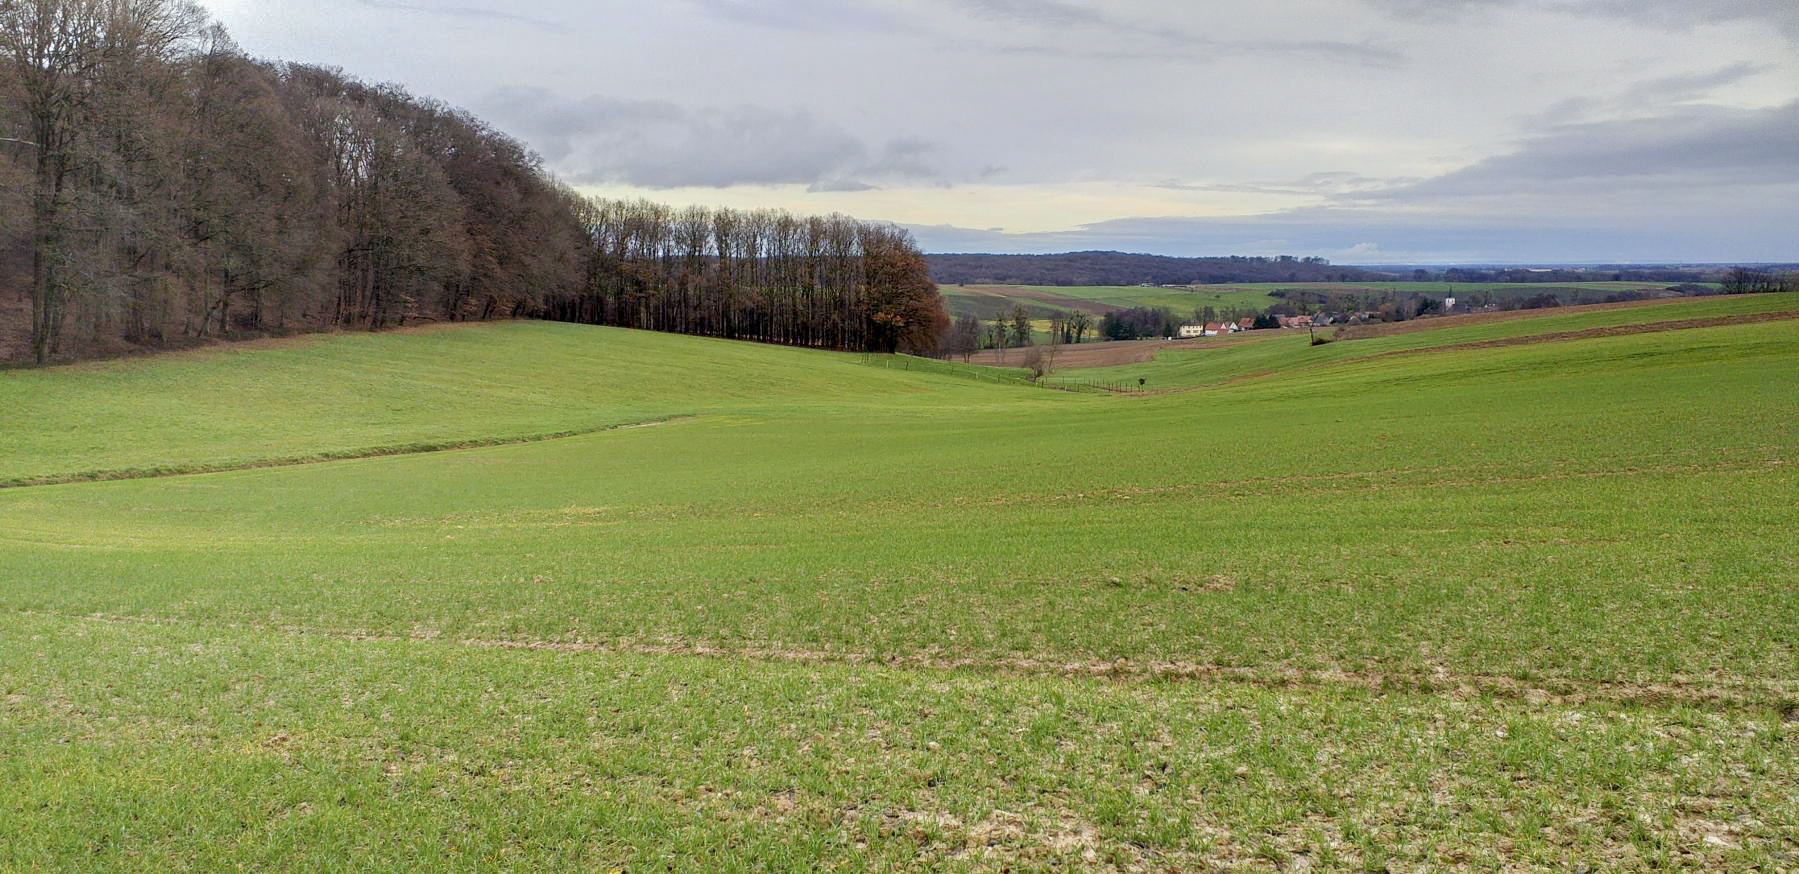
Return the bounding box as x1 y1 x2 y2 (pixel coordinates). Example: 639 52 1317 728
206 0 1797 263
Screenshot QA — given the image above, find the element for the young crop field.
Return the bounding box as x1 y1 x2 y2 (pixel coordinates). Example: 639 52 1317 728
3 295 1797 870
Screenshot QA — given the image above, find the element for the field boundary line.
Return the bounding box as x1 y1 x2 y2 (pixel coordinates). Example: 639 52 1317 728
19 609 1797 714
0 414 695 491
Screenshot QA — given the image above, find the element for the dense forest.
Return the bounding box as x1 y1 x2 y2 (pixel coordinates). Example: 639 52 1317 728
542 199 945 355
0 0 944 364
926 252 1386 286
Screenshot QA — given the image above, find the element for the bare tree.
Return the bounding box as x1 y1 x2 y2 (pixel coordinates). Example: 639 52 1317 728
1721 267 1774 295
1066 311 1092 344
943 312 980 361
1008 303 1032 348
0 0 202 362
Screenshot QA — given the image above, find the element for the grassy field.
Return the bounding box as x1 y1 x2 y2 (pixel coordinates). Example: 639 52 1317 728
940 285 1283 320
3 297 1797 870
938 281 1700 325
1051 293 1798 390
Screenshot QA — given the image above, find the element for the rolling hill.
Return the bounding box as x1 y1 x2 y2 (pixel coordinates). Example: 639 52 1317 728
2 295 1796 869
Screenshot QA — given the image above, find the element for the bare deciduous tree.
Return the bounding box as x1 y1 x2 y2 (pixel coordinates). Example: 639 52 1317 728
0 0 202 361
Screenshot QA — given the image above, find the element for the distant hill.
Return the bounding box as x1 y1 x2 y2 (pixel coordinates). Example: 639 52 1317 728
926 252 1392 286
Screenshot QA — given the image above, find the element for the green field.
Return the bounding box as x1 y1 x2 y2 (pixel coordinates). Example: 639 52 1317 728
1051 293 1797 390
939 281 1703 325
3 297 1797 870
941 285 1284 320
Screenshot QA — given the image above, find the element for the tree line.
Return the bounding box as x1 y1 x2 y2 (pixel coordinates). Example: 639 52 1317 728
542 198 944 355
0 0 944 364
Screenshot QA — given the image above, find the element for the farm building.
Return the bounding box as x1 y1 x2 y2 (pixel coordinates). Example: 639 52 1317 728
1178 324 1206 339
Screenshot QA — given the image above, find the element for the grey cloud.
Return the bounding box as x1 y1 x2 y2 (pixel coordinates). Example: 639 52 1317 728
1587 0 1799 39
906 99 1799 262
1364 0 1799 39
979 36 1402 66
688 0 1404 66
950 0 1405 66
949 0 1122 30
1523 63 1770 127
683 0 927 33
864 138 941 178
478 88 948 189
1361 101 1799 200
354 0 559 30
1158 172 1418 196
808 179 880 193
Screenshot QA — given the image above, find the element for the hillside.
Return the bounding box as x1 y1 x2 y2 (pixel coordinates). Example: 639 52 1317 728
4 303 1796 868
0 324 1029 486
927 251 1390 285
1045 293 1798 389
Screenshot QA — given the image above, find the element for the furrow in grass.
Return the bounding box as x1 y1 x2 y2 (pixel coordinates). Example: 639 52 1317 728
23 609 1797 714
0 414 695 490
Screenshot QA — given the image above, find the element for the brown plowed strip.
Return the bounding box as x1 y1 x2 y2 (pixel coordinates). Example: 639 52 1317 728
32 610 1798 713
1363 311 1799 360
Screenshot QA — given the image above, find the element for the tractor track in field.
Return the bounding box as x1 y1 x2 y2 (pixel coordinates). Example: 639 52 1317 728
24 609 1799 714
0 415 692 491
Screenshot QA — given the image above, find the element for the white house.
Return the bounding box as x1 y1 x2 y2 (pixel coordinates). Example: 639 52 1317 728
1178 324 1206 339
